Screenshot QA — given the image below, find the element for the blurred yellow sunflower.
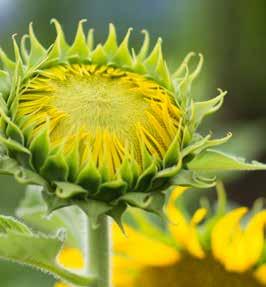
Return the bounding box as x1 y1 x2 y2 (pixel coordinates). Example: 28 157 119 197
113 186 266 287
56 186 266 287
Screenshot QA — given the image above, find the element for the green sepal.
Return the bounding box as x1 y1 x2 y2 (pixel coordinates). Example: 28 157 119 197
192 133 232 155
76 161 101 194
0 155 47 186
141 192 165 216
144 38 162 73
107 202 127 232
47 19 70 62
29 125 50 170
187 149 266 172
5 121 24 145
155 56 172 90
0 135 30 156
112 28 133 67
65 141 80 182
141 144 154 170
0 70 11 99
0 48 16 75
115 191 165 216
104 23 118 57
55 181 87 199
95 179 127 202
14 167 48 187
12 35 24 78
163 134 181 168
151 164 181 191
67 20 89 60
0 155 20 175
0 107 24 144
87 29 94 52
20 34 30 63
190 89 226 129
137 30 150 61
135 161 157 193
119 158 133 189
40 151 69 182
115 192 151 209
171 169 216 188
91 44 107 65
182 134 211 158
28 23 47 66
181 125 193 147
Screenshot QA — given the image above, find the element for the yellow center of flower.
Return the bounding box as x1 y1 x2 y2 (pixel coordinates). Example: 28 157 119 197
18 64 181 175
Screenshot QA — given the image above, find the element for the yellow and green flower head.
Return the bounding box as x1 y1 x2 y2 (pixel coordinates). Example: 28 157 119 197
0 20 265 220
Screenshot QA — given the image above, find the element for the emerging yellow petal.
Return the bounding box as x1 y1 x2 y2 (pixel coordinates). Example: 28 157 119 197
18 64 181 176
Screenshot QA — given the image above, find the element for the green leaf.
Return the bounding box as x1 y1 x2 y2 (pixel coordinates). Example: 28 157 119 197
17 186 86 248
0 215 96 286
187 149 266 172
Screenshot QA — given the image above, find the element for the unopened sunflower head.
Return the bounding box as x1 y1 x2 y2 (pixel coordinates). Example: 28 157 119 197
0 20 265 221
113 185 266 287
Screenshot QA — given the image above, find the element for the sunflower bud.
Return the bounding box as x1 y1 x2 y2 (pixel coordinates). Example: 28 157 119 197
0 20 265 222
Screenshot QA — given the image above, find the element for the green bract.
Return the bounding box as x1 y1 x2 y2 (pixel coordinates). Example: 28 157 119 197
0 20 265 223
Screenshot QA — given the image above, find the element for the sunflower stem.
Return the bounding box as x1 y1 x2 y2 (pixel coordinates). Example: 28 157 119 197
87 215 111 287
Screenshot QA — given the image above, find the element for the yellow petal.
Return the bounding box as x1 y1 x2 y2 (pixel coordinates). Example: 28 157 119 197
167 197 206 259
112 255 137 287
113 224 179 266
57 247 85 270
245 210 266 267
212 207 266 272
191 208 208 225
168 187 187 205
54 283 69 287
254 264 266 285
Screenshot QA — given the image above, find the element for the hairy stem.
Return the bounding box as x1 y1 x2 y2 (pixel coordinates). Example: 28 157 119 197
88 215 111 287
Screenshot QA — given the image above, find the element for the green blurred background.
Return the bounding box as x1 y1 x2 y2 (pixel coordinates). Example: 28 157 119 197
0 0 265 285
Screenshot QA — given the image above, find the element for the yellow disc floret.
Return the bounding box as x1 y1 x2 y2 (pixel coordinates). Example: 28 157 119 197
18 64 181 175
